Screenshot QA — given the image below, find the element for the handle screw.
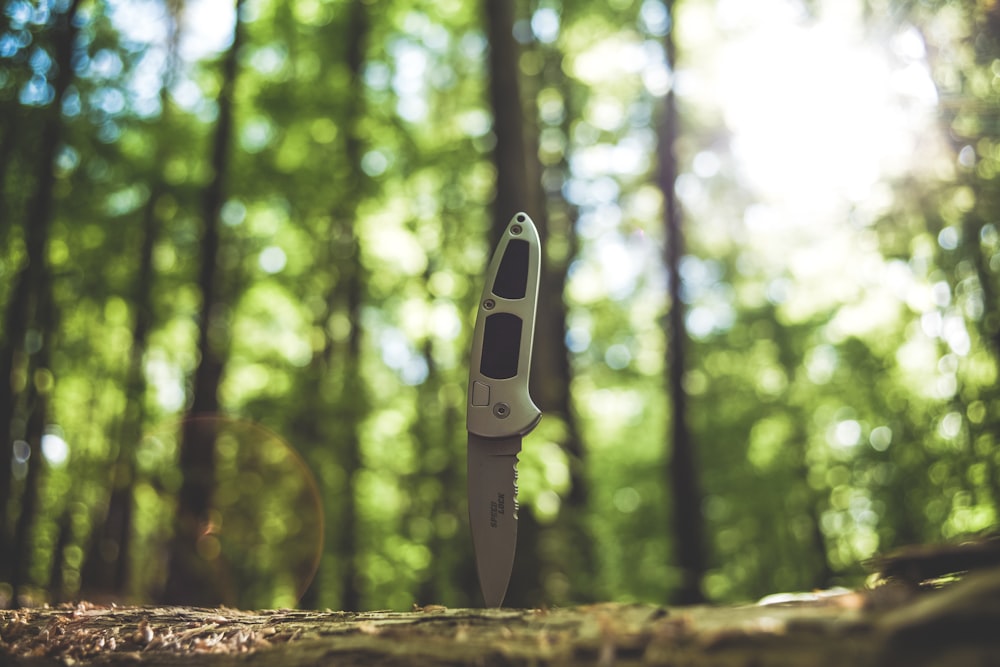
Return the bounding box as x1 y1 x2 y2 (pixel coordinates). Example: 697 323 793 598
484 299 495 310
493 403 510 418
511 225 522 235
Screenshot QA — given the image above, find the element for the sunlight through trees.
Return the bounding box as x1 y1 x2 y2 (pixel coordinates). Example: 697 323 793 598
1 0 999 610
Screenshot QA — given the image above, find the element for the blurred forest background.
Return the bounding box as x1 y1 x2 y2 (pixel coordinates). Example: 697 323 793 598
2 0 1000 611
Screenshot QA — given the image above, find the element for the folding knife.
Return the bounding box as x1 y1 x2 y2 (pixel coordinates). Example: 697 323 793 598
467 211 542 608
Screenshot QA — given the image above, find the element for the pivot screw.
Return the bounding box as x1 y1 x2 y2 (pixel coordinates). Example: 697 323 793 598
493 402 510 419
484 298 495 310
511 225 522 235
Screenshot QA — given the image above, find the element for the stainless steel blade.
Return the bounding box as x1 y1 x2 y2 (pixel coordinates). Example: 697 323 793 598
467 432 521 607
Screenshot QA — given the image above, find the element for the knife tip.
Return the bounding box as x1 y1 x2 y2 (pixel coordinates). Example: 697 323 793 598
483 594 505 608
480 584 507 608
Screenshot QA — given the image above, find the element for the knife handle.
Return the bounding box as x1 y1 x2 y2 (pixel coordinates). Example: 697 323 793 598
467 212 542 439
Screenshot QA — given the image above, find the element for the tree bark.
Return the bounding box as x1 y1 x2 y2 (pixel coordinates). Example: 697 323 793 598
330 0 370 612
0 0 83 597
524 25 596 602
163 0 245 606
81 12 182 602
81 170 159 599
289 0 371 611
0 102 22 240
481 0 550 609
658 0 707 605
483 0 532 248
412 256 471 606
9 276 56 605
336 231 365 612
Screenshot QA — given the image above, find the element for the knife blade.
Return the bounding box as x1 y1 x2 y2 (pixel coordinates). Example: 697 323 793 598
467 211 542 608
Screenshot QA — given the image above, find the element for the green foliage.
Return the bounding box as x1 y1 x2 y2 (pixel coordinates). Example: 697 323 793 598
1 0 999 611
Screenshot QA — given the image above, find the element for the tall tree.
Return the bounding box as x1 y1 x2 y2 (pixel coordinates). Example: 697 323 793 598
9 267 56 604
286 0 372 611
522 1 596 602
329 0 370 611
0 0 83 598
483 0 532 246
81 4 183 599
163 0 246 605
658 0 706 604
482 0 550 608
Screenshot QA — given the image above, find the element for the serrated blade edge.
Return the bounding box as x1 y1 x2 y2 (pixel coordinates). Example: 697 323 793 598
467 433 521 607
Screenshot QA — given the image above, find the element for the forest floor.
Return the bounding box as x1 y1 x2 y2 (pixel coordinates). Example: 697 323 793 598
2 566 1000 667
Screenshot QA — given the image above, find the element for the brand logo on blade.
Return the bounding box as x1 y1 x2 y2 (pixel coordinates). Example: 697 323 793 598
490 493 505 528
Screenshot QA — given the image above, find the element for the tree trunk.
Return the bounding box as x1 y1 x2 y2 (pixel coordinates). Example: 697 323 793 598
81 170 160 598
658 0 707 605
293 219 367 612
481 0 549 609
163 0 245 606
483 0 532 248
337 232 365 612
525 23 596 602
0 0 83 598
0 102 22 239
413 257 469 606
9 275 56 605
47 507 74 602
0 246 30 585
81 9 182 603
332 0 371 612
288 0 372 611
